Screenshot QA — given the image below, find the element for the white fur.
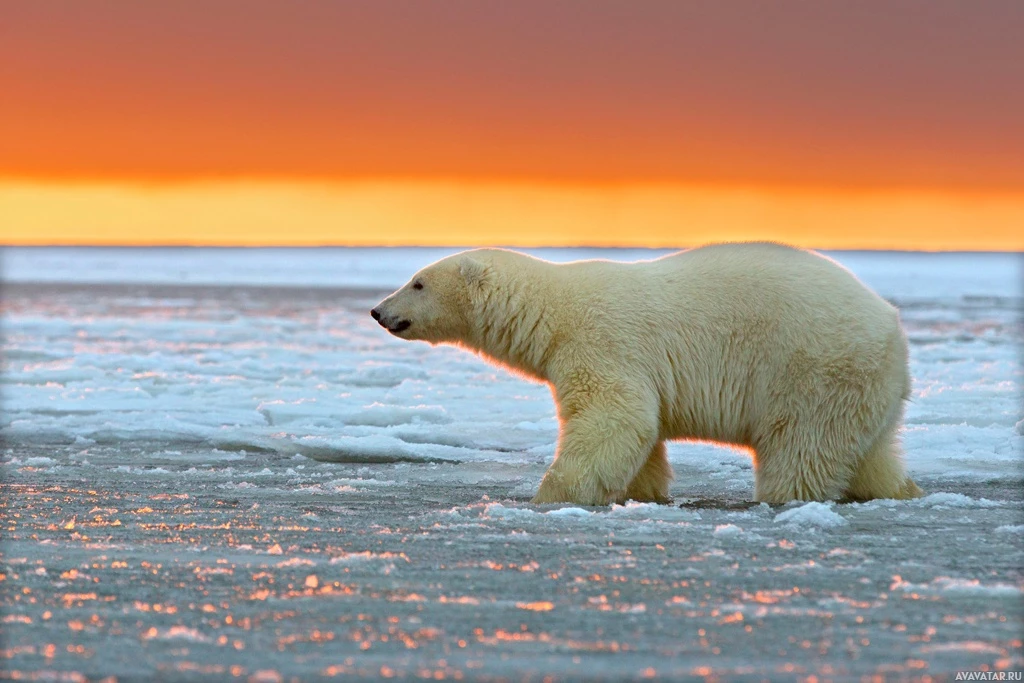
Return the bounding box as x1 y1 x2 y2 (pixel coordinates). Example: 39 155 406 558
372 243 923 506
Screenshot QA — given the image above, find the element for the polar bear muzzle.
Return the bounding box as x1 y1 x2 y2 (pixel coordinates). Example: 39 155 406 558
370 307 412 336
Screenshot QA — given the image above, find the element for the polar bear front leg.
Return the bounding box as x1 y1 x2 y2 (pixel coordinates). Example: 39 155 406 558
531 403 658 506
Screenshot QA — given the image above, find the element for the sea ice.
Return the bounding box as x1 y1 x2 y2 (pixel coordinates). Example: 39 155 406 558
1 247 1021 679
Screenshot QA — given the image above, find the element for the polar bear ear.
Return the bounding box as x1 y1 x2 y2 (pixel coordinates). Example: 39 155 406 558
459 256 488 286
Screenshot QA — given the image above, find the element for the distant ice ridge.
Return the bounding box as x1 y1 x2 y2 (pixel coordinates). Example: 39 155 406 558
2 247 675 289
2 247 1021 299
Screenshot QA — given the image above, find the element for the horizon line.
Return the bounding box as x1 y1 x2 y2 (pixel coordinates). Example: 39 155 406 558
3 243 1020 254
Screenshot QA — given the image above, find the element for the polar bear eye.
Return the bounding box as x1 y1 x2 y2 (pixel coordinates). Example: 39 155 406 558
413 281 424 290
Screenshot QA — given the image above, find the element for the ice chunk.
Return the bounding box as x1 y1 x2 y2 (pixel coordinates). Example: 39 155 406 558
914 492 1004 509
891 576 1022 597
545 506 593 518
774 502 847 529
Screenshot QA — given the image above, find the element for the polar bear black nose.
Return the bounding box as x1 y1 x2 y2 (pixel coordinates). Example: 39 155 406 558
370 308 381 321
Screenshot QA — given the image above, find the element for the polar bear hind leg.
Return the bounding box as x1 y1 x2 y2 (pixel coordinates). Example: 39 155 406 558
843 424 923 501
752 413 862 504
620 441 674 504
753 444 857 504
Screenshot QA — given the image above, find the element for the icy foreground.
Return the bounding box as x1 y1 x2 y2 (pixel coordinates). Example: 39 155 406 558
1 247 1022 680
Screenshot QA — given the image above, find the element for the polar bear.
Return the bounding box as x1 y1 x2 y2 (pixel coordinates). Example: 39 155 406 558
371 243 922 506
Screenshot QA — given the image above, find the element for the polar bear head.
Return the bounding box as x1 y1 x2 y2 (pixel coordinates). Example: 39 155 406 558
370 252 489 344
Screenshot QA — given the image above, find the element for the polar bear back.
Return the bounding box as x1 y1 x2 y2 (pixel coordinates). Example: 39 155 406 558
550 242 909 447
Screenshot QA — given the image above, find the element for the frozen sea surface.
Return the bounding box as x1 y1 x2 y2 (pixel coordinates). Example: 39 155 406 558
1 247 1022 680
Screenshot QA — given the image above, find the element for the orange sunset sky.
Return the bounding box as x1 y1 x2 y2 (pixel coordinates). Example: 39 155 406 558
2 1 1023 249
